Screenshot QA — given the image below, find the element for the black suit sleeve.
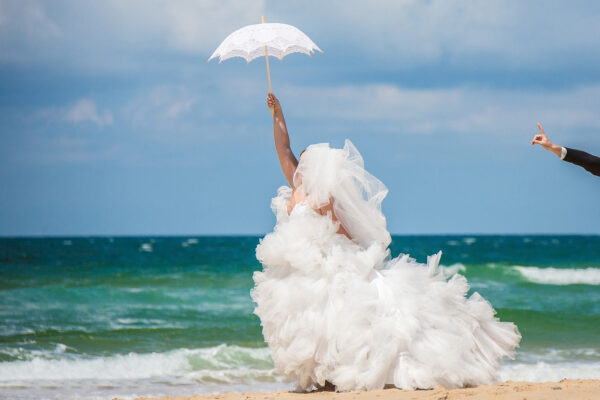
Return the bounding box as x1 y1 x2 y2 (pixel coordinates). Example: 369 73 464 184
564 147 600 177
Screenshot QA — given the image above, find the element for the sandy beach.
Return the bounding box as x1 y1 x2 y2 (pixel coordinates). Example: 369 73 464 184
129 379 600 400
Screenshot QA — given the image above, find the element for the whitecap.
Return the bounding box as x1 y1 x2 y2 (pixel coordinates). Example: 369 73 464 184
182 238 199 247
512 266 600 285
123 287 143 293
462 237 476 245
139 243 153 252
54 343 67 354
439 263 467 278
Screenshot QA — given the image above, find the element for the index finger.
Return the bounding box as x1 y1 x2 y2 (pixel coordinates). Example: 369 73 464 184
537 122 545 135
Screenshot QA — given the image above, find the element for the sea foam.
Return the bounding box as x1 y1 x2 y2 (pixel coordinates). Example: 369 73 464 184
0 345 279 383
512 266 600 285
1 344 600 399
500 361 600 382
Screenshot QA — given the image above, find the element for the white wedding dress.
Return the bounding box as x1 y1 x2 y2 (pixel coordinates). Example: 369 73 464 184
251 140 521 392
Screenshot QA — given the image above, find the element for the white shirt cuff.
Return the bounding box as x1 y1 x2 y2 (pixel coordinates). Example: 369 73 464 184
560 146 567 160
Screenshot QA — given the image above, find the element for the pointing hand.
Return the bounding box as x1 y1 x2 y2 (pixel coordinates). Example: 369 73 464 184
531 123 553 150
531 122 562 157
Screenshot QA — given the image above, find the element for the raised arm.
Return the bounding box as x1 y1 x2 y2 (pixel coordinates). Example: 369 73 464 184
531 122 600 177
267 93 298 187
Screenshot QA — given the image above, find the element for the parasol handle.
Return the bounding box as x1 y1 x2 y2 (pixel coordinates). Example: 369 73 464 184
262 16 274 115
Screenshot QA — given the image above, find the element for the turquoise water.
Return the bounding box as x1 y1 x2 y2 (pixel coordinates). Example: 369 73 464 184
1 235 599 399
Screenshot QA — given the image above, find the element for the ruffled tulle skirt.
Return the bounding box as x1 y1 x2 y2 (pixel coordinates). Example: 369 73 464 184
251 188 520 392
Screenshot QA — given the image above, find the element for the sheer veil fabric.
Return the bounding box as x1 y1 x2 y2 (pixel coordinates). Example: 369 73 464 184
293 140 391 249
251 140 521 392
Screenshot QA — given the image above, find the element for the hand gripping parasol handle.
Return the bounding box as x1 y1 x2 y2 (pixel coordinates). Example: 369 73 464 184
262 16 274 115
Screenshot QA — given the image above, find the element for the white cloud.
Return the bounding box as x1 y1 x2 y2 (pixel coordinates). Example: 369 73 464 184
0 0 60 37
0 0 266 69
160 0 266 53
35 98 113 128
102 0 266 53
2 0 600 75
274 82 600 139
165 98 195 119
123 85 203 139
0 0 61 62
270 0 600 68
63 99 113 128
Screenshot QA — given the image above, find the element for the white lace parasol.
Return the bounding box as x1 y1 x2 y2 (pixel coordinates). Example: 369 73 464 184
208 21 322 64
208 17 322 113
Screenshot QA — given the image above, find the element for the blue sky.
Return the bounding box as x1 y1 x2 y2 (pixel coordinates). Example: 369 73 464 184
1 0 599 236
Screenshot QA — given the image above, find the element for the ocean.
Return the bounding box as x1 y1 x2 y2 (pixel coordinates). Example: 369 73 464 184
0 235 599 400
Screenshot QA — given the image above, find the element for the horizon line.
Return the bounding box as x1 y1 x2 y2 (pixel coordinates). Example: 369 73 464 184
1 232 599 239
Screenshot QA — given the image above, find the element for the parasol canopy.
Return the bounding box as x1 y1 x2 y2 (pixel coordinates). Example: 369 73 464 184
208 21 322 64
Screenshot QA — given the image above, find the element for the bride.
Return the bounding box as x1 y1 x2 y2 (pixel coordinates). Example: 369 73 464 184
251 93 521 392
